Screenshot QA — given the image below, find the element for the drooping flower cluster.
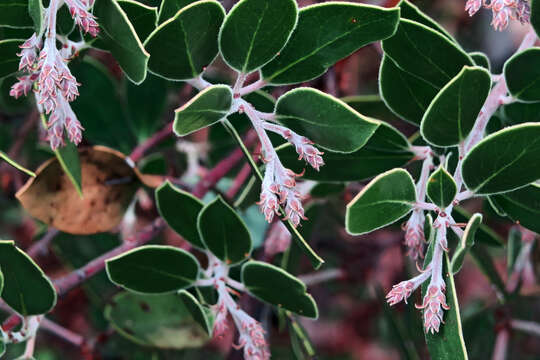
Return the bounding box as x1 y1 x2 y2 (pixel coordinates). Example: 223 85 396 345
403 209 426 260
465 0 531 31
10 0 99 149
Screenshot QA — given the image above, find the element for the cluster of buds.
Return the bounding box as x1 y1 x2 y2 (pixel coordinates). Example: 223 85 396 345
465 0 531 31
10 0 99 149
403 209 426 260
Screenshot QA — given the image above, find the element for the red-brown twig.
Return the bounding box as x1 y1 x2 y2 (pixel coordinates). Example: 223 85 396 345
128 121 173 163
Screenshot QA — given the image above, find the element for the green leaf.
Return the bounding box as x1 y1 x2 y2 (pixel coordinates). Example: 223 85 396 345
105 291 209 348
54 141 82 197
0 341 4 358
461 123 540 194
0 39 23 79
398 0 454 41
242 260 318 318
106 245 200 294
427 166 457 208
500 101 540 125
219 0 297 73
379 55 439 126
145 0 225 80
155 181 205 249
506 227 523 276
0 240 56 315
451 213 482 274
345 168 416 235
178 290 214 336
421 66 491 147
197 196 252 264
488 183 540 233
157 0 198 24
28 0 43 33
422 247 468 359
453 206 503 247
0 0 34 28
275 87 379 153
504 47 540 102
174 84 232 136
93 0 149 84
261 3 399 85
0 149 35 177
470 51 491 72
343 94 401 123
118 0 158 42
532 0 540 38
382 19 473 89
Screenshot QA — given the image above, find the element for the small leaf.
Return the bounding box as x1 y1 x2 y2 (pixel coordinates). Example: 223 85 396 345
54 141 82 197
118 0 158 41
427 166 457 208
382 19 473 89
346 168 416 235
145 0 225 80
488 183 540 233
178 290 214 336
275 87 379 153
461 123 540 194
28 0 43 33
106 245 200 294
451 213 482 274
453 207 503 247
155 181 205 249
93 0 149 84
219 0 298 73
504 47 540 102
242 260 318 318
0 341 4 357
0 39 23 79
0 241 56 315
173 84 233 136
158 0 198 24
261 3 399 85
379 55 439 126
197 196 252 264
421 66 491 147
506 227 523 276
0 0 34 28
470 51 491 71
105 291 209 348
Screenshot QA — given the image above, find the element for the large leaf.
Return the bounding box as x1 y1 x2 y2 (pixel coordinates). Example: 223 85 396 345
105 291 209 348
489 183 540 233
504 47 540 102
421 66 491 146
0 39 23 79
118 0 158 41
346 168 416 235
0 0 34 28
382 19 473 89
275 87 379 153
93 0 149 84
173 84 232 136
242 261 318 318
106 245 200 294
219 0 297 73
145 0 225 81
0 241 56 315
197 196 252 264
158 0 198 24
261 2 399 85
451 213 481 274
427 166 457 209
379 55 439 126
28 0 42 32
398 0 454 41
155 181 205 249
461 123 540 194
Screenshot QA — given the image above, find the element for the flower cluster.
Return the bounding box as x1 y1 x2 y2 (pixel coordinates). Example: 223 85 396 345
403 209 426 260
465 0 531 31
10 0 99 149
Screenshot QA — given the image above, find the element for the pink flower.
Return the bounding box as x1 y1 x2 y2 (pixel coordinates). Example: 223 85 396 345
404 210 425 260
17 33 40 72
466 0 531 31
386 270 431 306
213 301 229 339
64 0 100 37
9 74 37 99
416 284 450 334
237 316 270 360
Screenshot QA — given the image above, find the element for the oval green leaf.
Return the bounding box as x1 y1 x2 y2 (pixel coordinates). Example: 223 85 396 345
156 181 205 249
0 240 56 315
470 51 491 71
106 245 200 294
173 84 233 136
0 0 34 28
504 47 540 102
219 0 298 73
421 66 491 147
398 0 454 41
275 87 379 153
241 260 318 318
461 123 540 194
451 213 481 274
261 3 399 85
118 0 158 42
346 168 416 235
197 196 252 264
427 166 458 208
488 183 540 233
145 0 225 80
178 290 214 336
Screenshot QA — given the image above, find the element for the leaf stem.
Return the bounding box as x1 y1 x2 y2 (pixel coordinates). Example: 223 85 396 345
238 78 268 97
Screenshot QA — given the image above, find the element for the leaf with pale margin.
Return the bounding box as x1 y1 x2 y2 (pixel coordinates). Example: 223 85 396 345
158 0 198 24
489 183 540 233
504 47 540 102
427 166 457 208
451 213 482 274
242 261 318 318
106 245 200 294
118 0 158 42
470 51 491 71
178 290 214 336
261 3 399 85
275 87 379 153
174 85 232 136
219 0 298 73
398 0 454 41
346 168 416 235
461 123 540 194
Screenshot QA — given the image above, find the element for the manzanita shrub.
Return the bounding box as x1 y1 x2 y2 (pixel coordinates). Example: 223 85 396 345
0 0 539 358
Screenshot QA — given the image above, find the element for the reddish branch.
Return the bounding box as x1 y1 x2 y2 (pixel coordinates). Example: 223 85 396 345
128 121 174 163
226 162 253 199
